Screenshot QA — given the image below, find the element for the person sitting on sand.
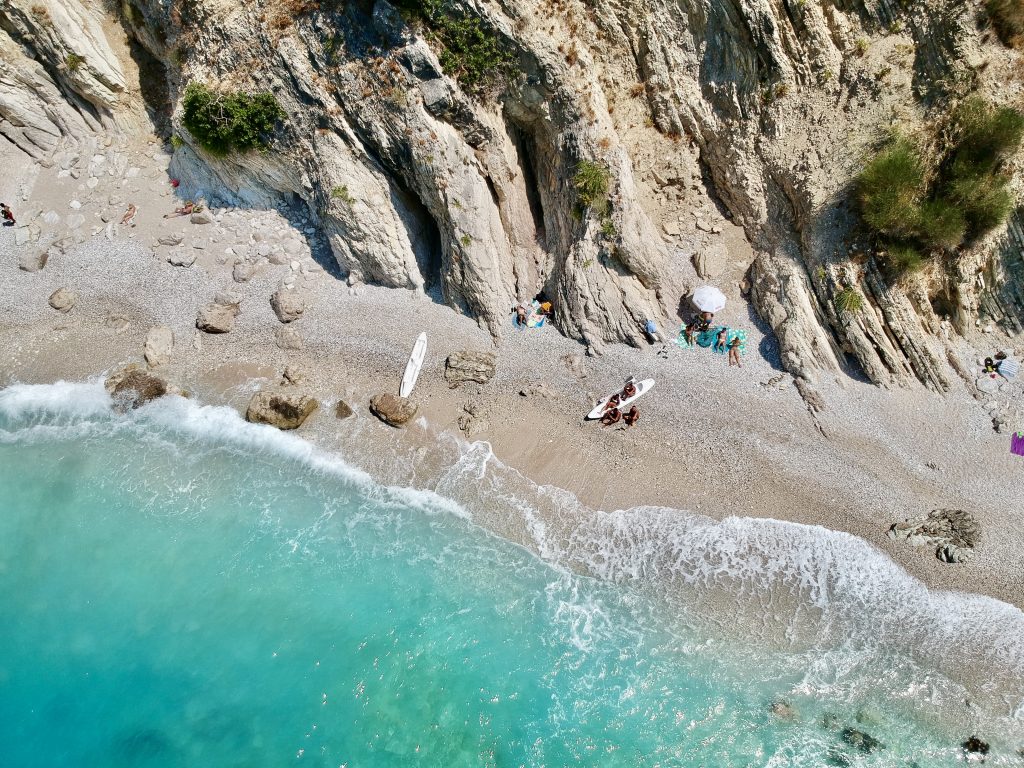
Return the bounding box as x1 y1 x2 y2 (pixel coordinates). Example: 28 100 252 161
512 304 528 327
621 379 637 399
1 202 14 227
601 407 622 426
728 337 742 368
623 406 639 427
121 203 138 227
163 201 195 218
603 392 621 413
687 311 713 345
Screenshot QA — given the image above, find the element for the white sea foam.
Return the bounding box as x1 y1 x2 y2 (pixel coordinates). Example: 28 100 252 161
2 381 1024 739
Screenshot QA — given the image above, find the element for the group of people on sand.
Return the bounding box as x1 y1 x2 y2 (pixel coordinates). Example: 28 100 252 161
600 377 641 428
680 310 745 367
512 292 553 329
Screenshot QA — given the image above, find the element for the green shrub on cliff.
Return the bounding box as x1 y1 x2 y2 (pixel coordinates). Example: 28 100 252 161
986 0 1024 47
181 83 285 156
573 160 611 216
393 0 515 95
856 97 1023 276
834 287 864 315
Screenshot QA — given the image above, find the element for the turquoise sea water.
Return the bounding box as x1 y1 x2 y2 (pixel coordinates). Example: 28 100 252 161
1 382 1023 767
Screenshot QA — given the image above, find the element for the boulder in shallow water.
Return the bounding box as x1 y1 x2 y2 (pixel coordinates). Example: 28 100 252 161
245 391 318 430
841 728 884 754
963 736 989 755
369 393 417 427
105 367 169 411
335 399 354 419
769 700 797 720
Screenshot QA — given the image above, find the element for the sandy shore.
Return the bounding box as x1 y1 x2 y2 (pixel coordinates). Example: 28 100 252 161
2 136 1023 609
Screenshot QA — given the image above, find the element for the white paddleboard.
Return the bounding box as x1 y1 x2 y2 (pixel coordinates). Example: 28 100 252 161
399 332 427 398
586 379 654 420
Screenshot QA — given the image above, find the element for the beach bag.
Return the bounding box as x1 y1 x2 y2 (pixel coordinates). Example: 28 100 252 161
1013 432 1024 457
998 357 1020 379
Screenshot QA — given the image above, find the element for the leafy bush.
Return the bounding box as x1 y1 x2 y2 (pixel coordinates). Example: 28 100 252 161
599 217 617 239
856 97 1024 276
856 137 926 240
986 0 1024 47
65 53 85 72
573 160 611 215
331 185 355 204
394 0 515 95
181 83 284 156
834 287 864 314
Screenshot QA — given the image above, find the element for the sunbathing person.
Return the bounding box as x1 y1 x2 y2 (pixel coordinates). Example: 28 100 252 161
513 304 528 327
601 407 622 426
623 406 639 427
621 380 637 399
163 201 195 218
603 393 621 413
121 203 138 227
728 337 742 367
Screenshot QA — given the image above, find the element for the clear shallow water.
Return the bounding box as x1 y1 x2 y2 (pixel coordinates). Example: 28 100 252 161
1 383 1023 767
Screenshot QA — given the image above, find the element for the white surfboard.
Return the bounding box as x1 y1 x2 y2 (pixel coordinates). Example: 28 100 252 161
399 332 427 398
586 378 655 420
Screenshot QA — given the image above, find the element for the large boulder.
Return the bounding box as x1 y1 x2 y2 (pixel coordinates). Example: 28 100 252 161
19 249 48 272
245 391 319 430
196 300 240 333
888 508 981 564
444 351 496 386
144 326 174 367
275 326 303 350
270 288 306 323
105 367 169 411
369 393 417 427
48 287 77 312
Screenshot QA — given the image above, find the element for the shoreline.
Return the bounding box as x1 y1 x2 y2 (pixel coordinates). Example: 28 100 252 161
1 137 1023 611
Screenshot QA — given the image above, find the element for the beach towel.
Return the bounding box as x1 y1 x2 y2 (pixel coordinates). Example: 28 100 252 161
696 326 722 349
1012 432 1024 457
674 322 694 348
511 301 546 330
998 357 1020 379
712 328 748 355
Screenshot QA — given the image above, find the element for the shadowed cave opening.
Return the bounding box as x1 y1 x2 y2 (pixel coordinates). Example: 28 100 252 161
391 184 443 298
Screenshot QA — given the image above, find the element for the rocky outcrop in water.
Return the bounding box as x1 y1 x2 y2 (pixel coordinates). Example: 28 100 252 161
245 391 318 429
370 392 417 427
1 0 1021 389
105 366 170 411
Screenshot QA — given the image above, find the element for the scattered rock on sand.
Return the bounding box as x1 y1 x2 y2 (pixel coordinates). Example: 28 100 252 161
841 728 884 754
196 300 240 333
168 250 197 268
270 288 306 323
158 233 183 246
144 326 174 368
105 367 170 411
282 365 306 386
975 375 1000 395
444 351 496 386
889 508 980 564
190 210 213 225
275 326 303 350
48 287 77 313
19 249 48 272
245 391 319 430
233 260 257 283
369 393 417 427
335 400 354 419
562 353 587 379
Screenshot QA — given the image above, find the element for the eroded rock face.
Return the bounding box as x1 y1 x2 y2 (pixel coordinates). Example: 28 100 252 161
444 351 496 386
369 393 417 427
245 391 318 429
888 508 981 564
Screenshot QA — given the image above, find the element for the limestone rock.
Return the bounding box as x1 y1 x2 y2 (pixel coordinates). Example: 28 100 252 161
975 375 1000 395
275 326 303 350
889 509 980 564
369 393 417 427
335 399 354 419
693 243 728 280
282 365 306 386
444 351 496 386
168 250 197 268
158 233 183 246
105 368 169 412
841 729 884 754
144 326 174 368
233 260 257 283
245 391 319 430
48 287 77 312
270 288 306 323
19 249 48 272
196 300 240 333
190 210 213 225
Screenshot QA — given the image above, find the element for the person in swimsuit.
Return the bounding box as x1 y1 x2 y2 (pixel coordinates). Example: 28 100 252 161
163 201 195 218
728 337 742 367
601 407 622 426
623 406 639 427
603 392 621 413
622 380 637 399
1 202 14 227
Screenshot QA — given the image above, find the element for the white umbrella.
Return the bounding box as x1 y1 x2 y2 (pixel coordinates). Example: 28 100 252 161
692 285 726 313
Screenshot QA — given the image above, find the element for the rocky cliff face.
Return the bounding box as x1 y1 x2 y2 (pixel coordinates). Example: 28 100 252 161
1 0 1020 388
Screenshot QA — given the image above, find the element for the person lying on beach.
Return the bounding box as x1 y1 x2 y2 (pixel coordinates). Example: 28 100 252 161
621 380 637 399
512 304 528 327
601 407 622 426
1 202 14 227
603 393 621 413
121 203 138 227
623 406 639 427
163 201 195 218
714 328 728 353
728 337 742 367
